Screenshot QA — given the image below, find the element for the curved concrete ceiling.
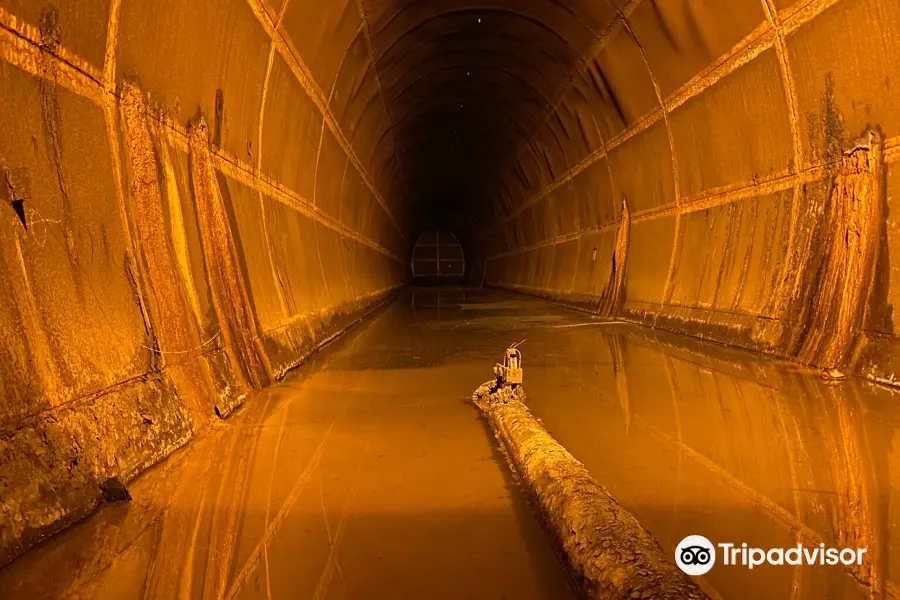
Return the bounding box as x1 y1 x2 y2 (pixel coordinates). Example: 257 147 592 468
363 0 623 233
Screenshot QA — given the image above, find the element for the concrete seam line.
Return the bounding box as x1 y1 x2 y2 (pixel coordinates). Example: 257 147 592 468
0 4 403 264
484 0 857 246
308 21 364 300
355 0 414 212
0 10 103 104
471 382 709 600
483 0 844 240
257 187 291 318
243 0 407 240
477 12 774 242
611 9 683 305
491 0 645 211
154 106 402 262
760 0 806 321
480 148 900 260
256 0 291 176
2 5 403 262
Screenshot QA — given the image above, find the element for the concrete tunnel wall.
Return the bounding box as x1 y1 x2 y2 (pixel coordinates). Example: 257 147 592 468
0 0 899 568
476 0 900 387
0 0 409 563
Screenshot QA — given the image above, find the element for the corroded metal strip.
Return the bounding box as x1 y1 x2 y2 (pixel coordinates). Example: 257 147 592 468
188 118 273 392
472 382 709 600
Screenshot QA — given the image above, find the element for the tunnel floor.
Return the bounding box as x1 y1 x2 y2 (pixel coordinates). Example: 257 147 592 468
1 287 897 599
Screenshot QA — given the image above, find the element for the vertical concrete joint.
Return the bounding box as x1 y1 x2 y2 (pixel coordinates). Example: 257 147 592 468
797 130 884 369
103 0 123 92
613 10 682 305
188 118 273 391
598 198 631 317
355 0 411 216
762 0 807 327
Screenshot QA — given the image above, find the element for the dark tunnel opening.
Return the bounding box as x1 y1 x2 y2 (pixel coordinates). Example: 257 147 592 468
2 0 900 598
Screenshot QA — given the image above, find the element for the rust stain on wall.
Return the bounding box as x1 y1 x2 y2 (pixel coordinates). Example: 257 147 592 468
120 83 221 423
188 117 272 399
598 197 631 317
797 131 884 369
37 7 76 261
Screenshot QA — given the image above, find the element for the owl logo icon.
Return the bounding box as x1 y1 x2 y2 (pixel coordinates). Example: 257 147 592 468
676 535 716 576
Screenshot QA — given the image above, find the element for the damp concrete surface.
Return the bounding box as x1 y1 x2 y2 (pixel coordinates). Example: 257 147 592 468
0 287 897 599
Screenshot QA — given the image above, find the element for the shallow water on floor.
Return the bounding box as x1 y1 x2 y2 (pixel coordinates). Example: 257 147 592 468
3 286 897 599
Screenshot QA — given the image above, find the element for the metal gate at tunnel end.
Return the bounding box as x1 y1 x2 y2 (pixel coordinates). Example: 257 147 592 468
411 230 465 282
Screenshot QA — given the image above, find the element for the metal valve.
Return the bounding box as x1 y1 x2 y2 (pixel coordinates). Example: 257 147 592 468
494 341 524 388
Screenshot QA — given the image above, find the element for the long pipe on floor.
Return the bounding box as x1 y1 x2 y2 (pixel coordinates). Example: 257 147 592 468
472 381 709 600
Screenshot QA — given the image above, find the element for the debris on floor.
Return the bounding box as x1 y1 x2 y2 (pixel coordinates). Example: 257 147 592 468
822 368 848 381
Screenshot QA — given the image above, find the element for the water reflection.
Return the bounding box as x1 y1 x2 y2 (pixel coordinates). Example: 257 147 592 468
526 322 900 599
401 288 899 598
403 287 900 599
2 287 897 600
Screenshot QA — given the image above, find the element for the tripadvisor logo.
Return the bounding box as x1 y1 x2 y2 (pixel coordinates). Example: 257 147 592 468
675 535 868 576
676 535 716 576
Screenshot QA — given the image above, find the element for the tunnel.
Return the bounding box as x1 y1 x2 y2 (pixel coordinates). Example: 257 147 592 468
0 0 899 597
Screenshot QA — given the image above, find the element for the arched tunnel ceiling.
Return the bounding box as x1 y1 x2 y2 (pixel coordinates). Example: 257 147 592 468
363 0 625 238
